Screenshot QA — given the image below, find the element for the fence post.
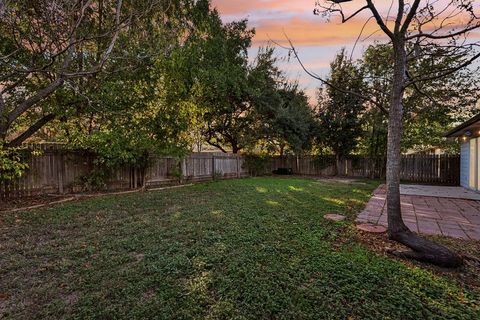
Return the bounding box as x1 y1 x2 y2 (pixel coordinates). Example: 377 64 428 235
212 155 215 180
133 167 137 189
237 155 240 178
58 152 65 194
181 158 187 182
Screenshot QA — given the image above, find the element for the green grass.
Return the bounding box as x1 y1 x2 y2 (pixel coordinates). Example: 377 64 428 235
1 177 479 319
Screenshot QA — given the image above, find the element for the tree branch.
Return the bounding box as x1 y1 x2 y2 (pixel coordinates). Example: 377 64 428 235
406 52 480 85
7 114 56 147
277 35 388 114
6 77 65 125
394 0 404 33
3 0 125 132
405 69 439 107
400 0 421 33
406 24 480 40
321 3 369 23
366 0 394 39
207 140 228 153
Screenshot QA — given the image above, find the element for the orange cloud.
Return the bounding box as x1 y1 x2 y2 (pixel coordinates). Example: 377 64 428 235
212 0 314 15
212 0 480 48
211 0 480 101
253 17 386 47
211 0 400 16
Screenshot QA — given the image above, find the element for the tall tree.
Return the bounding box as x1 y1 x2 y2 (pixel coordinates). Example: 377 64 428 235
303 0 480 266
357 44 391 160
58 0 217 165
190 18 255 153
0 0 151 146
248 49 315 155
359 43 480 156
315 49 366 169
259 85 315 155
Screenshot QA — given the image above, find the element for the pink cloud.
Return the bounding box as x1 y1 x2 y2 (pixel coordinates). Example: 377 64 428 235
211 0 480 101
211 0 314 15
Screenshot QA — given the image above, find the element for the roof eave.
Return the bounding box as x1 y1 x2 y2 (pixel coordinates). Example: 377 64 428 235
444 113 480 138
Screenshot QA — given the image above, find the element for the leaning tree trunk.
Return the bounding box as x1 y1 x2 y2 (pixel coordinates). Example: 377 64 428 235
386 38 462 268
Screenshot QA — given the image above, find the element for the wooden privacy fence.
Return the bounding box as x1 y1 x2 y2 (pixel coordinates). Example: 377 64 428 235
0 148 248 199
269 154 460 185
0 147 460 199
399 154 460 185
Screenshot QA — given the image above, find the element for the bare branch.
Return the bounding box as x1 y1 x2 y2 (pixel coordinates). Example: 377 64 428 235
406 52 480 85
405 69 439 107
401 0 421 33
394 0 405 33
320 4 369 23
366 0 394 39
276 34 388 114
62 0 125 77
406 23 480 40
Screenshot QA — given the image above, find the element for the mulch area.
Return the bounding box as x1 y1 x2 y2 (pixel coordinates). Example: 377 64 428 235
353 225 480 290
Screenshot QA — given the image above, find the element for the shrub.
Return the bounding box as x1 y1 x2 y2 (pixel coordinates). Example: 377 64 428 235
243 154 271 176
0 145 33 182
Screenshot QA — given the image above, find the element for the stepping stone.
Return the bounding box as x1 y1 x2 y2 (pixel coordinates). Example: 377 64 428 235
324 214 346 221
356 223 387 233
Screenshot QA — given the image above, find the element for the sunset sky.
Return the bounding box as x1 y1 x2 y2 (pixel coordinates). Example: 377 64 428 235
210 0 390 102
210 0 480 102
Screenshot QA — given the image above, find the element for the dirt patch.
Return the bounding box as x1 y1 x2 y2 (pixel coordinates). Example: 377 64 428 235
356 223 387 233
0 184 193 214
0 194 73 212
324 213 346 221
315 177 368 184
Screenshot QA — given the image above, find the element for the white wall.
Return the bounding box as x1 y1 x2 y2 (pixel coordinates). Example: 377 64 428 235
460 141 470 188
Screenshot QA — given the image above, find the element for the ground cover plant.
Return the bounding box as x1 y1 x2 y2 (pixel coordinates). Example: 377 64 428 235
1 177 479 319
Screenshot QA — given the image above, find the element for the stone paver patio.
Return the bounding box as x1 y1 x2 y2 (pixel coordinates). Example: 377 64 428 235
400 184 480 201
356 185 480 240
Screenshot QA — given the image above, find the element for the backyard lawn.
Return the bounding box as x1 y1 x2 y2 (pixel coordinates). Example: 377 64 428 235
1 177 479 319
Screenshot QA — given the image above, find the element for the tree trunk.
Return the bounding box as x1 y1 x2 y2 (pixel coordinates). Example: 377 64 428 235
335 153 342 176
231 143 239 154
386 40 409 236
386 38 462 268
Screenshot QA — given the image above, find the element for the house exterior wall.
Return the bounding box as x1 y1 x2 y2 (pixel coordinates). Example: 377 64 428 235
460 141 470 188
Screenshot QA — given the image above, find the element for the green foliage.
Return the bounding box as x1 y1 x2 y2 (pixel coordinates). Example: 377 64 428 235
358 43 480 154
0 145 32 181
191 18 257 153
256 79 316 155
242 154 272 176
1 0 217 160
1 177 478 318
2 0 317 158
0 0 167 144
317 44 480 157
171 17 315 154
356 44 391 158
315 49 366 158
53 1 214 168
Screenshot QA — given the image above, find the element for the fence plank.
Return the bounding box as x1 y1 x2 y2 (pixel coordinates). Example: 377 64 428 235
1 150 461 200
